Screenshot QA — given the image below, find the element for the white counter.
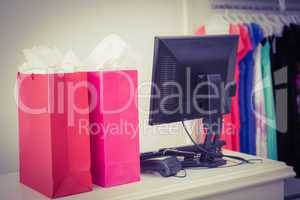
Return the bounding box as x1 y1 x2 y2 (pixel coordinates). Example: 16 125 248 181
0 151 295 200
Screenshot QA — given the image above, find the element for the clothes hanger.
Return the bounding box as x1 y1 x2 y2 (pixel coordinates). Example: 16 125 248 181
253 12 263 25
233 12 245 24
286 15 292 24
286 14 294 25
253 13 261 24
205 8 231 34
246 13 254 24
291 15 298 24
277 14 285 26
296 15 300 24
266 14 284 36
222 8 231 23
294 15 300 25
232 4 245 24
288 15 294 24
240 13 250 24
278 15 287 34
259 13 274 37
266 13 276 36
246 4 257 23
247 13 254 23
238 13 248 24
228 10 240 24
294 15 299 24
238 12 249 24
252 13 266 35
279 14 290 26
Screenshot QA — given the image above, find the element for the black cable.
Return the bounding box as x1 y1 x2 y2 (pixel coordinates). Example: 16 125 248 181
223 155 263 164
188 159 242 170
218 157 262 168
181 121 211 154
189 157 262 170
212 159 244 168
181 120 263 165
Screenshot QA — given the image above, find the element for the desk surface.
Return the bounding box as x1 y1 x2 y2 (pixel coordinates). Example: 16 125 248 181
0 151 295 200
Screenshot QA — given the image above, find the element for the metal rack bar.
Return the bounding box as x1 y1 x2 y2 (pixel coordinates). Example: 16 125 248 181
210 0 300 13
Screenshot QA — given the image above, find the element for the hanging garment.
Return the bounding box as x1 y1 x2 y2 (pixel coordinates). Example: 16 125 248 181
272 24 300 177
261 41 277 160
253 43 267 158
239 35 254 154
238 59 248 152
239 23 264 155
234 25 253 152
195 23 252 151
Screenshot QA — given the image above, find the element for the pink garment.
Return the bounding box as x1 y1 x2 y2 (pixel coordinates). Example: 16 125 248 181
195 24 252 151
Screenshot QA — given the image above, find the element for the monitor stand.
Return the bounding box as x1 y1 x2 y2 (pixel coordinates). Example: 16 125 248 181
170 121 227 168
159 74 227 168
160 114 227 168
182 74 226 168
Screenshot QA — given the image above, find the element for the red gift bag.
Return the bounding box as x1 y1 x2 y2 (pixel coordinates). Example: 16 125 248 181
18 72 92 198
88 70 140 187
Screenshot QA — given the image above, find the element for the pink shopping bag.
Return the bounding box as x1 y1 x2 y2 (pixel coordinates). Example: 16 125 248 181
88 70 140 187
18 72 93 198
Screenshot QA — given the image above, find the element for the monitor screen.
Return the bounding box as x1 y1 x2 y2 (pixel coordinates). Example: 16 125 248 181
149 35 238 125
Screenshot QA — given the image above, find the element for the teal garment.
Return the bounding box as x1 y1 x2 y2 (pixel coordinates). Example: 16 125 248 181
261 41 278 160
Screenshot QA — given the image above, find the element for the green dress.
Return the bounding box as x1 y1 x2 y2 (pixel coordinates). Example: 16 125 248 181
261 41 278 160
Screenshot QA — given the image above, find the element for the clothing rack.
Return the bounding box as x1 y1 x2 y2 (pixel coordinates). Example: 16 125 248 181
210 0 300 14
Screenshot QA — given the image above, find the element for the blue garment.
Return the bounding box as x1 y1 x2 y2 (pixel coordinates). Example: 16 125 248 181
239 23 264 155
239 59 249 153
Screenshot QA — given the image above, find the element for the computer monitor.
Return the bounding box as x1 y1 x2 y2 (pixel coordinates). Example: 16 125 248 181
149 35 238 126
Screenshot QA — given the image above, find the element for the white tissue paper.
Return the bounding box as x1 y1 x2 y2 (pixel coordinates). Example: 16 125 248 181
86 34 140 70
19 34 140 73
60 50 81 73
20 46 64 73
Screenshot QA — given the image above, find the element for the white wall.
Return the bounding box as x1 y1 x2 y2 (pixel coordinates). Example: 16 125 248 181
0 0 196 174
0 0 221 174
186 0 213 33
